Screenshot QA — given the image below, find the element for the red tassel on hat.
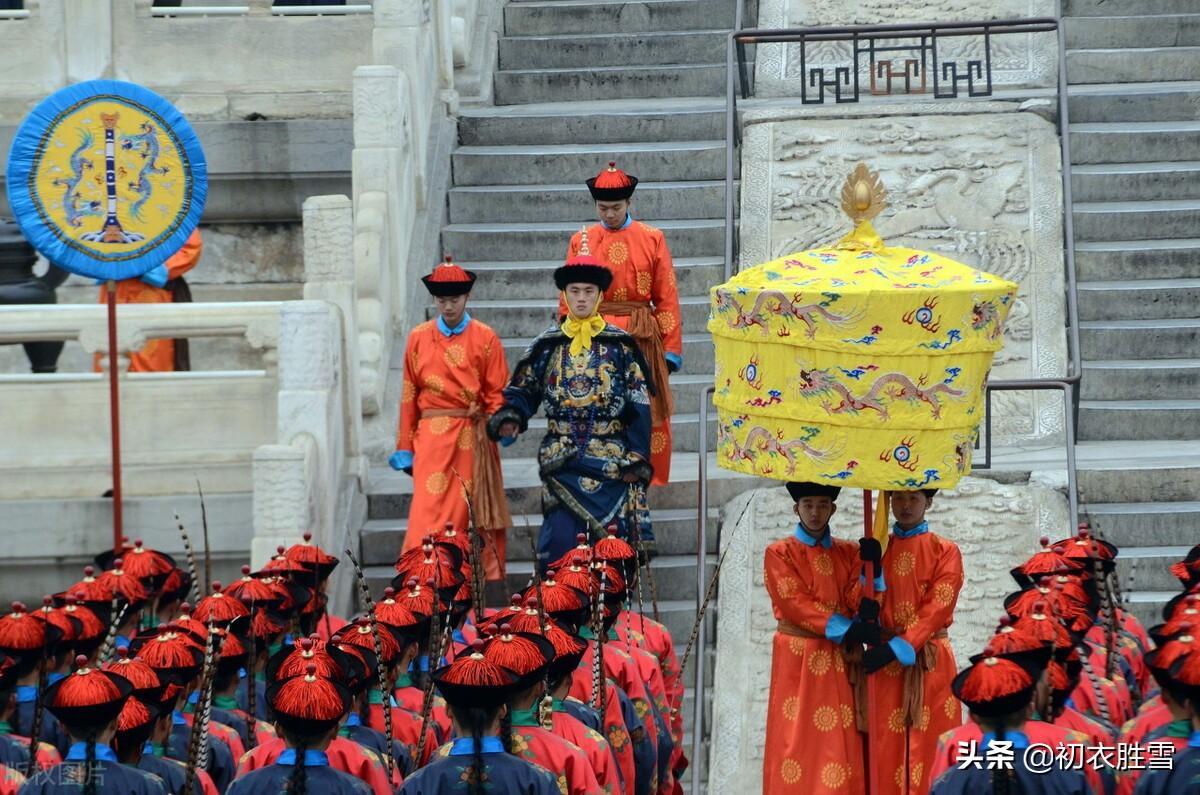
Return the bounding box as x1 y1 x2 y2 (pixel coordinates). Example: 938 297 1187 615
96 559 149 603
54 656 125 708
116 695 154 732
66 566 115 605
194 582 250 626
225 566 280 606
103 648 163 698
481 627 551 677
439 642 514 687
270 663 348 723
0 602 51 654
958 656 1033 702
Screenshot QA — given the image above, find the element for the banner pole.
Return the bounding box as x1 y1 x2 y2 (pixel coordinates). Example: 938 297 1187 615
106 280 123 554
862 489 879 795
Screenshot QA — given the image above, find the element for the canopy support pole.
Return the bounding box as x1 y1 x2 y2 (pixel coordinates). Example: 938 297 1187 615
106 280 123 554
862 489 881 795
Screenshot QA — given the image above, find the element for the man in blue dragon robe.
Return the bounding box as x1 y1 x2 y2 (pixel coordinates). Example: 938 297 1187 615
488 237 655 569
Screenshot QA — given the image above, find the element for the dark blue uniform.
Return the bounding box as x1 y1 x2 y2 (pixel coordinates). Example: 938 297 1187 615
167 714 234 793
17 742 166 794
337 714 414 778
930 732 1091 795
1134 738 1200 795
398 737 560 794
137 746 208 795
14 687 70 756
225 749 371 795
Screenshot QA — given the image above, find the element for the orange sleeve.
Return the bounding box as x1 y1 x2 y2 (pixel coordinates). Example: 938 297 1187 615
649 229 683 356
898 536 964 650
395 332 421 452
165 229 203 281
479 327 510 415
763 543 844 635
836 542 864 612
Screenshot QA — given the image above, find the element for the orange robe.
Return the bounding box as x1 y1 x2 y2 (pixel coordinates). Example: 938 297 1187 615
871 529 965 795
395 317 510 579
763 532 864 795
565 221 683 485
93 229 202 373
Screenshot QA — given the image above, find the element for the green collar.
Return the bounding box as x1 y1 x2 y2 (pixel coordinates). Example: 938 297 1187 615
367 689 385 706
182 702 195 715
148 742 167 758
578 626 619 641
1167 719 1191 739
214 696 239 711
510 708 539 728
395 674 414 689
0 721 11 734
551 699 567 713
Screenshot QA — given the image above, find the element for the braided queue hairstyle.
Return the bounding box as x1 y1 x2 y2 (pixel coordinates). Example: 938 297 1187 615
268 662 351 795
45 656 133 795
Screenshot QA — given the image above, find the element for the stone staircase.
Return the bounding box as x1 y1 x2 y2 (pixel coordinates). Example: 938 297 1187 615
1065 0 1200 627
361 0 752 786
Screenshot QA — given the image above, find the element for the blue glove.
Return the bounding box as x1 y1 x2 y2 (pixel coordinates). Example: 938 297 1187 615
499 435 516 448
665 352 682 374
139 264 169 288
388 450 413 474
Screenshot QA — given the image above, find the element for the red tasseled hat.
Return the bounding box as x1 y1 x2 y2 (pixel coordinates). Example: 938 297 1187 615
1010 536 1083 588
44 655 134 728
224 566 282 608
586 161 638 202
64 566 115 606
115 693 156 733
554 230 612 292
421 255 477 298
554 564 599 598
375 587 429 637
259 545 310 576
168 604 208 649
267 664 351 736
284 533 340 580
1051 528 1117 573
333 642 377 697
550 534 596 571
481 629 556 688
1011 606 1073 657
1163 595 1200 638
58 596 107 656
95 559 150 605
267 636 349 682
158 567 192 605
394 538 465 596
0 601 63 657
594 528 636 565
433 641 522 709
951 655 1036 718
397 578 438 618
103 647 165 705
433 521 472 556
249 607 288 642
1046 660 1073 696
36 597 80 651
194 582 251 628
96 539 176 585
132 628 203 684
335 618 402 665
1169 544 1200 588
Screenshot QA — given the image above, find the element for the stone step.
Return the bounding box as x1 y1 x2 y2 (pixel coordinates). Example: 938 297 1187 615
442 218 724 261
1125 591 1177 628
499 30 728 70
499 413 717 458
466 256 725 298
1113 546 1197 593
1078 460 1200 503
504 0 735 37
1081 359 1200 399
1077 277 1200 320
458 98 727 146
1075 238 1200 281
360 507 721 567
366 452 763 519
1074 199 1200 241
428 296 713 339
1072 161 1200 202
1071 121 1200 164
499 331 716 375
1065 0 1199 15
494 64 726 106
1067 46 1200 84
1080 318 1200 360
451 141 727 187
1079 399 1200 440
1083 501 1200 547
449 180 732 223
1068 81 1200 123
1066 15 1200 49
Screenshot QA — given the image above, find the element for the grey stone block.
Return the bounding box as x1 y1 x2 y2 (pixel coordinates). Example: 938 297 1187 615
1078 464 1200 503
449 180 732 223
1066 14 1200 48
1124 596 1173 629
458 102 727 146
1114 550 1197 592
1068 84 1200 123
442 218 724 260
466 256 724 299
1075 239 1200 281
1066 0 1199 16
452 141 727 186
1068 47 1200 85
1072 162 1200 202
1077 278 1200 320
1074 200 1200 241
1080 318 1200 360
1079 400 1200 440
1082 359 1200 399
504 0 734 37
494 64 726 106
499 30 727 70
1083 501 1200 547
1071 121 1200 164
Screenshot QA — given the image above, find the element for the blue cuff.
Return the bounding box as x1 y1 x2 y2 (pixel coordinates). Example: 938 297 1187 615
888 637 916 667
499 435 516 447
824 614 852 643
665 352 682 371
389 450 413 471
859 570 886 593
139 264 169 288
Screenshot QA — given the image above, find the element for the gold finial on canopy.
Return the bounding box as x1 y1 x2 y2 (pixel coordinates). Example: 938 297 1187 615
840 163 887 226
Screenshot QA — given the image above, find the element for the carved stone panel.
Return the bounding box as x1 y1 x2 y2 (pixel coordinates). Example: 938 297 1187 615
707 476 1068 794
753 0 1057 99
739 107 1066 446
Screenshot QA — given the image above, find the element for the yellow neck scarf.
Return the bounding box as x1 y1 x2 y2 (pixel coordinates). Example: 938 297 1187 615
561 312 605 357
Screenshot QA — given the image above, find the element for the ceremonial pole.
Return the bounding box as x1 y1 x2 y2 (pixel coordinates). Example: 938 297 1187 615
862 489 880 795
105 280 123 553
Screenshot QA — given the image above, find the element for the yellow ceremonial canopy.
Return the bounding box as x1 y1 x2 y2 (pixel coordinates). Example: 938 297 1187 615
709 164 1018 491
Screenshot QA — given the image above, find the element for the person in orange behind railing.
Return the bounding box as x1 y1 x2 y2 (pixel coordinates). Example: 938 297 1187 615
92 228 201 373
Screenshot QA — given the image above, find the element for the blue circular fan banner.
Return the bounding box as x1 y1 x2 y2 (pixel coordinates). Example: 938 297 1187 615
5 80 207 281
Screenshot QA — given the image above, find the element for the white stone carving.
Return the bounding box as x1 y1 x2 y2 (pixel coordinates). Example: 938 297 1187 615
738 105 1067 446
753 0 1057 99
707 476 1068 794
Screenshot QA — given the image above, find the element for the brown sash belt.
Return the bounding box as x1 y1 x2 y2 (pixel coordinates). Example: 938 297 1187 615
847 628 950 732
599 300 674 425
421 406 512 531
776 620 822 638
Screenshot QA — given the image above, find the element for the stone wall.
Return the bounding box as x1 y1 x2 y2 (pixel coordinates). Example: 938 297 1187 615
707 477 1069 793
738 102 1067 446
